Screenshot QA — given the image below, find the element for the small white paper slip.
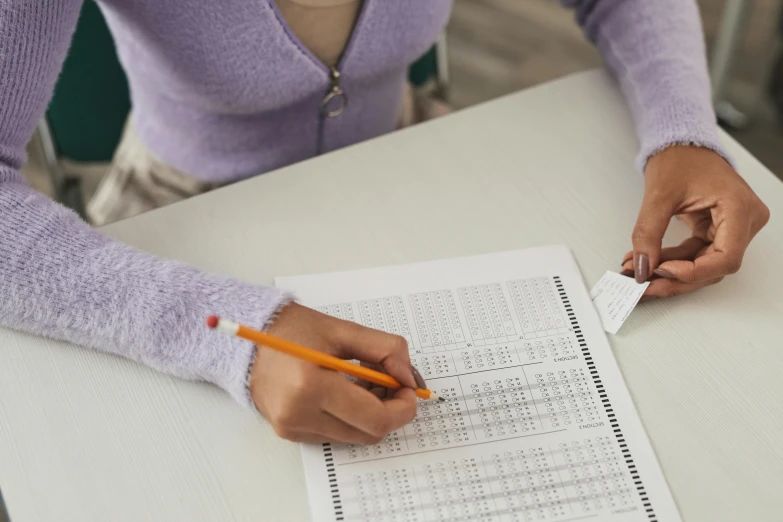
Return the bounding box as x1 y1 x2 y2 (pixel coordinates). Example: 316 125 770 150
590 270 650 334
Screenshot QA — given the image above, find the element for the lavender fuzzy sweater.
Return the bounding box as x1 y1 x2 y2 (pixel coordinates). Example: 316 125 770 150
0 0 728 406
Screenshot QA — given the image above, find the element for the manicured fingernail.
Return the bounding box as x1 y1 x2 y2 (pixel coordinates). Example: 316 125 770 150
634 253 649 284
620 269 634 278
653 268 676 279
411 366 427 389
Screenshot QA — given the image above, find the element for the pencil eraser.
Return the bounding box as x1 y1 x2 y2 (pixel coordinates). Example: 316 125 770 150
206 315 219 329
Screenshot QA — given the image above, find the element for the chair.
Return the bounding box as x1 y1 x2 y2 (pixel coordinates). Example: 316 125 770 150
36 1 448 216
37 0 129 216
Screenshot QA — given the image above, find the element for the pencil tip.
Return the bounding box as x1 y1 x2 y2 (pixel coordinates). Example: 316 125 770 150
438 396 446 402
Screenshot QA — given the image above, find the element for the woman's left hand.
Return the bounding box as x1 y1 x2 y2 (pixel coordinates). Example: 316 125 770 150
621 145 770 299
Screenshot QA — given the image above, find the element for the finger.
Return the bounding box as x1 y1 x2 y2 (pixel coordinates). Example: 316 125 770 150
410 366 427 389
656 209 750 282
321 372 417 439
333 324 417 389
356 362 426 392
658 236 708 263
642 276 724 298
623 235 697 266
368 387 389 400
651 237 709 279
313 412 388 445
360 361 384 372
354 379 372 390
750 201 771 238
625 237 707 279
355 361 384 390
632 192 676 283
625 233 702 266
279 429 353 445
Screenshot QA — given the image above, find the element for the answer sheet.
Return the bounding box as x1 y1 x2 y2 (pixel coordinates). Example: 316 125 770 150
276 246 680 522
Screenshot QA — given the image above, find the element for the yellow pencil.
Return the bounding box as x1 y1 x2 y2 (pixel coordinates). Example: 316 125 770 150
206 315 443 401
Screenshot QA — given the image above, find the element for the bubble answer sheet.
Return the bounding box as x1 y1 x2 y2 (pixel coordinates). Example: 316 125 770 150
275 246 681 522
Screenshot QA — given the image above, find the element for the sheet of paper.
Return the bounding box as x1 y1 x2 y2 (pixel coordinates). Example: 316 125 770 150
276 246 680 522
590 271 649 335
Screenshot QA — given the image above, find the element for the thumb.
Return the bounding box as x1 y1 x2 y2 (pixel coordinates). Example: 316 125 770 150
632 192 675 283
333 323 418 389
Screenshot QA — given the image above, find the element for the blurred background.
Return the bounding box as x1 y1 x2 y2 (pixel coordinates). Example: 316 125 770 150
444 0 783 175
22 0 783 216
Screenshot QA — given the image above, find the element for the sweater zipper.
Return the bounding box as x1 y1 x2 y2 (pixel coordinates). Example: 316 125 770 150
266 0 370 155
317 66 348 154
313 1 369 154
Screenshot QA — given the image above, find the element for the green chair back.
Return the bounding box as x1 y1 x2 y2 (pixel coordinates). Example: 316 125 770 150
46 1 129 162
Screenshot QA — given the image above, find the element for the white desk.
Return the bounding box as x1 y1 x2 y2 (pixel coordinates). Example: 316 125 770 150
2 70 782 522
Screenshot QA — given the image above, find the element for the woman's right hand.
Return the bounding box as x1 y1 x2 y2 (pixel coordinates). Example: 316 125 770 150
250 303 419 444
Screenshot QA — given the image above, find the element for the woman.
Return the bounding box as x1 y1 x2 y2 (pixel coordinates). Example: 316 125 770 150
0 0 769 445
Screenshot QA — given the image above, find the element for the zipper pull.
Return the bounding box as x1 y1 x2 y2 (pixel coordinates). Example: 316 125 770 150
321 66 348 118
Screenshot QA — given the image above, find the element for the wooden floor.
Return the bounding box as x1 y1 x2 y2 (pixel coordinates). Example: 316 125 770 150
446 0 783 179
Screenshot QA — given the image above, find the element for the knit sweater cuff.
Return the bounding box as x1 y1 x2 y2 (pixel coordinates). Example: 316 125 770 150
0 178 293 408
197 283 293 406
635 96 735 174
